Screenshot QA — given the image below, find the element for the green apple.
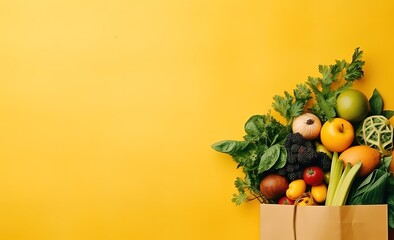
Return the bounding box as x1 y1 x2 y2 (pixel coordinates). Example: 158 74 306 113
336 89 369 122
315 142 332 158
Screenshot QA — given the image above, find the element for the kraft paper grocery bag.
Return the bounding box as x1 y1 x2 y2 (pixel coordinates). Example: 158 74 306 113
260 204 388 240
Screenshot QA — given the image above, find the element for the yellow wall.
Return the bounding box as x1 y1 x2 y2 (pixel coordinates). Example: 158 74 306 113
1 1 394 239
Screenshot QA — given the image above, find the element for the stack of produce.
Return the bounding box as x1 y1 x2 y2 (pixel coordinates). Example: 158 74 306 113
211 48 394 229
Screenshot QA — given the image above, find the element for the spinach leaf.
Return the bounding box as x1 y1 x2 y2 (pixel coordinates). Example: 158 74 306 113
244 115 265 141
273 145 287 170
211 140 249 155
258 144 280 173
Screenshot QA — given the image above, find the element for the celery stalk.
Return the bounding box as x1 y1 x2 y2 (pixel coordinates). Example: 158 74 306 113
325 152 343 206
331 162 351 205
331 161 362 206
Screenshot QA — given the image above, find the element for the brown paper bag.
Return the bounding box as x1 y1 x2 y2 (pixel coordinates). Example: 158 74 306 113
260 204 388 240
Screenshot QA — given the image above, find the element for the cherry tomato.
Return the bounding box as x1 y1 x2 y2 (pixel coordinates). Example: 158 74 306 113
278 196 295 205
303 166 324 186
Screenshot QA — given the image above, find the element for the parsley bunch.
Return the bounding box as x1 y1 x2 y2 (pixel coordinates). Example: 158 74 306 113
307 48 365 122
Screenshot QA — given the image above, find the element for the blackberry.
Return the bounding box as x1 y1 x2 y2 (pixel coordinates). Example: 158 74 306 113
290 144 301 154
283 132 320 180
286 163 300 173
297 147 317 166
316 152 332 172
277 168 287 176
286 152 298 164
288 171 303 181
284 132 305 148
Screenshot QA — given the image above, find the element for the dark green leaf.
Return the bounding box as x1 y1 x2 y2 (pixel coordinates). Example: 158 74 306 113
211 140 249 155
352 47 364 62
347 169 389 205
244 115 265 140
382 110 394 120
243 113 288 146
378 155 392 171
334 59 347 73
369 89 383 115
344 48 365 81
273 145 287 170
386 177 394 228
275 125 291 145
258 144 281 173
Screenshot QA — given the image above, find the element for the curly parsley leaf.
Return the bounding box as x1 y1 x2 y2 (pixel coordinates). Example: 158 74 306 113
272 92 294 123
232 176 249 205
294 83 312 103
272 83 311 124
344 47 365 81
307 48 365 121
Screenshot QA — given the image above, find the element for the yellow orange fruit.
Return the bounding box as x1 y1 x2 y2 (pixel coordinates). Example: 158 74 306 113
339 145 381 176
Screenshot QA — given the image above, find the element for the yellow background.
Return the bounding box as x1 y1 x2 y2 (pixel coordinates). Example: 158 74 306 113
1 1 394 239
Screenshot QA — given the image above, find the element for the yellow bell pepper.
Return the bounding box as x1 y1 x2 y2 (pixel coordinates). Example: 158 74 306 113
311 183 327 203
286 179 306 200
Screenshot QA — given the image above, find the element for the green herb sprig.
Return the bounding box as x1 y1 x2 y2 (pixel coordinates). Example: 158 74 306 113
307 48 365 122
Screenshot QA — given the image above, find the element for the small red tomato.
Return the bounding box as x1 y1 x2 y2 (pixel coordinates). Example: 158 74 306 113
303 166 324 186
278 196 295 205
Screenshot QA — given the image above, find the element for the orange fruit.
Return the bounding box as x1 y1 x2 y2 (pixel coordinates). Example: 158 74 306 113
339 145 381 176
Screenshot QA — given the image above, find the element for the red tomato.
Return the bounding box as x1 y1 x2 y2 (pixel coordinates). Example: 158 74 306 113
303 166 324 186
278 196 295 205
